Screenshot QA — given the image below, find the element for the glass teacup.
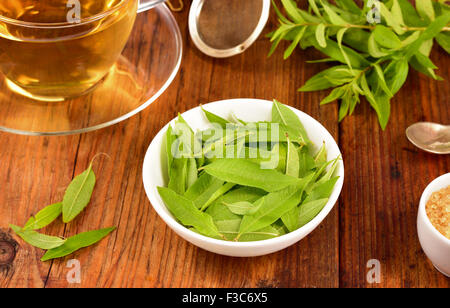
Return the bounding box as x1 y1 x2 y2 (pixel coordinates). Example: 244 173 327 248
0 0 164 101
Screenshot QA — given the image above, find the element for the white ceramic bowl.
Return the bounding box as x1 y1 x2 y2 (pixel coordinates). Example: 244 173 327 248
142 99 344 257
417 173 450 277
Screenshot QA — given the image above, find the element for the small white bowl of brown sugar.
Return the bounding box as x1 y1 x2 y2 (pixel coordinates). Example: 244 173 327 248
417 173 450 277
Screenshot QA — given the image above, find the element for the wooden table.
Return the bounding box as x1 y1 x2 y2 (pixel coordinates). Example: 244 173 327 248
0 4 449 288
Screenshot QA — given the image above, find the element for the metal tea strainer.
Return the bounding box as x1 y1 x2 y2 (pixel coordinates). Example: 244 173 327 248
188 0 271 58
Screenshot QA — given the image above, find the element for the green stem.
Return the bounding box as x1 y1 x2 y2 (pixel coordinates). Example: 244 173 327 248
290 22 450 32
356 59 385 79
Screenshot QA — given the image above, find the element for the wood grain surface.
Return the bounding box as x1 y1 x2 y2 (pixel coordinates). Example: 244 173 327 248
0 2 449 288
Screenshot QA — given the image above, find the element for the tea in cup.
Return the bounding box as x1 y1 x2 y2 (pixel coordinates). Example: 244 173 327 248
0 0 140 101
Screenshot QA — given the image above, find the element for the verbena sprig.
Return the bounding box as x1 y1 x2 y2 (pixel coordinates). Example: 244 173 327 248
269 0 450 129
10 156 116 261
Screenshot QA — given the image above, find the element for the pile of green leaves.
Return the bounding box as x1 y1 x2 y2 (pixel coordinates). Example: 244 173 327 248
269 0 450 129
10 159 115 261
158 100 340 241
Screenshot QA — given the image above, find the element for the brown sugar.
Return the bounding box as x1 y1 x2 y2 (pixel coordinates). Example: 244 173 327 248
426 185 450 240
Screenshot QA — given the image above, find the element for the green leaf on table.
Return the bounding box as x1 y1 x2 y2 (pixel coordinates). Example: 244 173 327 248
434 1 450 16
202 159 302 193
271 0 292 24
373 64 393 98
306 58 336 64
62 163 96 223
24 202 62 230
338 93 351 122
410 53 441 80
158 187 222 239
341 28 370 53
11 224 66 250
41 227 116 261
416 0 435 22
415 51 438 69
400 31 421 48
308 0 322 18
373 25 402 50
315 24 327 48
281 0 304 23
383 59 409 95
390 0 406 27
320 0 347 25
404 13 450 59
269 26 292 57
359 73 390 129
419 39 434 57
336 0 361 14
284 26 308 59
336 28 353 71
320 86 346 105
436 32 450 53
349 84 362 114
300 66 351 92
368 33 389 58
311 39 370 68
379 2 406 35
397 0 427 27
298 5 322 23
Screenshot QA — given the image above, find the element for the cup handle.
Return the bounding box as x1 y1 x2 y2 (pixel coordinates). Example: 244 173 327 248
138 0 166 13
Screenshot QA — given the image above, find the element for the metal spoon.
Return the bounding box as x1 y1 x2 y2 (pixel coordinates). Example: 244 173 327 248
406 122 450 154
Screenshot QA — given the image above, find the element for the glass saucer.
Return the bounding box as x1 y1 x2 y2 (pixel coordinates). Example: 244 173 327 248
0 4 182 136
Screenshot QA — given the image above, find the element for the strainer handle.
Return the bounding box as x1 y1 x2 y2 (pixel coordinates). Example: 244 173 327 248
138 0 167 13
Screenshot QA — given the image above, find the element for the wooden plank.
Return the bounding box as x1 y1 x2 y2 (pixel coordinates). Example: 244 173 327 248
5 1 449 288
339 45 450 288
0 135 80 287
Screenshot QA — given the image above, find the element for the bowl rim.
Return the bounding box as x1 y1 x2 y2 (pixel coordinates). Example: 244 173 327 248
143 98 344 249
418 172 450 244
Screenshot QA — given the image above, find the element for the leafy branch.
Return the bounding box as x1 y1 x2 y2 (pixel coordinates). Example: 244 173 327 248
269 0 450 129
